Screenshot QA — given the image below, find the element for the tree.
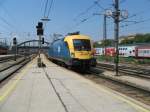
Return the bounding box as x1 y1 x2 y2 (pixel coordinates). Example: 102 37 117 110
101 39 114 46
93 39 114 48
120 33 150 45
93 42 102 47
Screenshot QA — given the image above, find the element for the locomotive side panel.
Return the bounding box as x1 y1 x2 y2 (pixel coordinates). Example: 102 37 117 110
48 39 71 64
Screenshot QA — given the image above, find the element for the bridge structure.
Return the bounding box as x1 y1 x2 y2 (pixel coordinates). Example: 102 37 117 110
12 40 50 55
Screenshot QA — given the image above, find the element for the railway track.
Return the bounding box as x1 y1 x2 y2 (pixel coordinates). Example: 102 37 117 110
83 69 150 106
0 55 22 63
0 55 36 82
97 63 150 79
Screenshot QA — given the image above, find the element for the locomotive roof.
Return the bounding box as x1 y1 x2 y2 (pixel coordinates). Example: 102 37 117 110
51 34 90 43
64 34 90 41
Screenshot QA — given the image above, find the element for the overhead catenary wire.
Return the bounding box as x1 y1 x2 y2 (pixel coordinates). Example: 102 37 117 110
44 0 49 18
74 0 102 21
120 0 126 4
43 0 54 18
118 1 150 37
0 16 14 29
121 18 150 28
0 5 21 33
75 15 96 27
0 22 12 32
0 5 24 33
41 0 54 30
47 0 54 17
59 0 103 34
63 0 150 40
94 0 105 10
74 0 144 32
73 4 95 21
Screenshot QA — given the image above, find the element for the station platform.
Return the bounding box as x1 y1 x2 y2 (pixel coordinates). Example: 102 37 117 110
102 71 150 92
0 55 150 112
97 61 150 92
0 54 14 58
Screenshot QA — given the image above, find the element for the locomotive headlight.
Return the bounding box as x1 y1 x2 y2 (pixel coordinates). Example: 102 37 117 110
71 52 75 58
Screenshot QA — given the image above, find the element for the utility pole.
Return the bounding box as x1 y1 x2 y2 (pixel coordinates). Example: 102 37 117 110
93 13 108 55
103 14 107 55
114 0 120 76
93 0 128 76
104 1 128 76
39 35 41 58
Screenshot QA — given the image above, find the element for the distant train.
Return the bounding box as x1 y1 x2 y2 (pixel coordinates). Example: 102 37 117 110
0 41 8 55
0 46 8 55
48 32 96 70
95 45 150 58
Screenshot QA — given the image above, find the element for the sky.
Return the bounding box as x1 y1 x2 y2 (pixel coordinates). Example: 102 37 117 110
0 0 150 44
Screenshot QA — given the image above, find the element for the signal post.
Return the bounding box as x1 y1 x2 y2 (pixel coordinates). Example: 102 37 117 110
36 22 44 67
13 37 17 61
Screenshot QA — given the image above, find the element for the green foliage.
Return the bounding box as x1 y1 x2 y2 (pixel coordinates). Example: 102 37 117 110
93 42 101 47
94 39 114 47
101 39 114 46
120 33 150 45
121 38 133 44
96 55 150 65
137 59 150 64
97 55 114 62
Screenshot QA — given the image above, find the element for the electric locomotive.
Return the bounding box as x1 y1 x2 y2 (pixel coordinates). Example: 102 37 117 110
48 32 96 70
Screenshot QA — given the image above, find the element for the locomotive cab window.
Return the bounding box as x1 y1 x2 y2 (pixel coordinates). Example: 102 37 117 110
64 42 69 48
73 39 91 51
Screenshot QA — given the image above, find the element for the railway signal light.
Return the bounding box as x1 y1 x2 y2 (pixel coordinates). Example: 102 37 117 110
13 37 17 61
13 37 17 45
36 22 45 67
36 22 44 35
42 37 44 44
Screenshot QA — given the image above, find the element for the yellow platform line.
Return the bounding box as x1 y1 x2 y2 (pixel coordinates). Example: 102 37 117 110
100 87 150 112
0 59 35 102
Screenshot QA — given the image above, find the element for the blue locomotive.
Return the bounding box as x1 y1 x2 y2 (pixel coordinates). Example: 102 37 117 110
48 32 96 70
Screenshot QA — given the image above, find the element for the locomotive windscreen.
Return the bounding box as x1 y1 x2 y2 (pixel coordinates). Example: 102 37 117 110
73 39 91 51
